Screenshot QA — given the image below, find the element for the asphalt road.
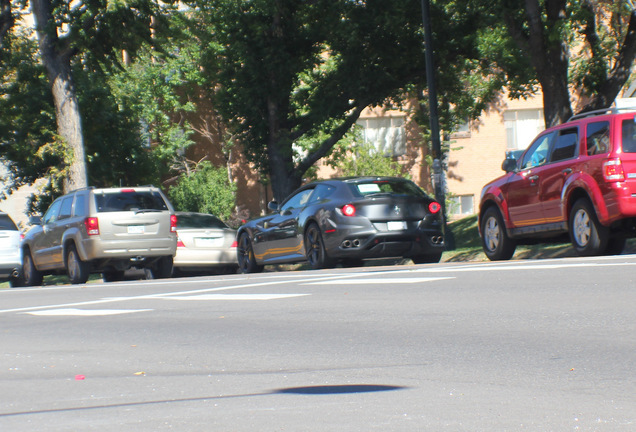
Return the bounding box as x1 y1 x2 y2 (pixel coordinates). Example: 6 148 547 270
1 255 636 431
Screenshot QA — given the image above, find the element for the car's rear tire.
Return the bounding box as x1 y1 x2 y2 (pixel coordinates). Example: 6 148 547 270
237 233 264 274
481 207 516 261
22 248 43 287
146 256 174 279
67 244 90 284
412 253 443 264
305 223 334 270
569 198 608 256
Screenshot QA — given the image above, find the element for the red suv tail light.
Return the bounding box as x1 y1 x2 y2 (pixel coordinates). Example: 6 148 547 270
428 202 442 214
342 204 356 217
177 236 185 248
603 158 625 182
84 217 100 236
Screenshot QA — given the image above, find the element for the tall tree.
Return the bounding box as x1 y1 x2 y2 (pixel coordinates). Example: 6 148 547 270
27 0 173 193
188 0 436 202
31 0 87 192
478 0 636 127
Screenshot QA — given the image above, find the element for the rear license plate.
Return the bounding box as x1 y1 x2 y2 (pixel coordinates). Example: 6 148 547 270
127 225 145 234
195 237 224 247
387 221 407 231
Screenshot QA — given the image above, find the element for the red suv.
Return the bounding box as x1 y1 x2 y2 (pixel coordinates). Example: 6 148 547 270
479 107 636 260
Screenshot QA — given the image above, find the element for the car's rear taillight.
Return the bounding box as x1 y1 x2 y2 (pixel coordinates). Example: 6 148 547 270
84 217 100 236
177 236 185 248
342 204 356 217
170 214 178 233
428 202 442 214
231 240 238 248
603 158 625 182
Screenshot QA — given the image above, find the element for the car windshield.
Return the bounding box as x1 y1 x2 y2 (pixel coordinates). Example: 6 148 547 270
95 191 169 212
350 180 426 198
0 214 18 230
177 213 228 229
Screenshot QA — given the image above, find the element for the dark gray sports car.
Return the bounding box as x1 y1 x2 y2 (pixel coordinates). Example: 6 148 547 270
236 177 445 273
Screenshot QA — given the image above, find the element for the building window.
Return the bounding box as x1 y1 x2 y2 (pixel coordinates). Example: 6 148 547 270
449 195 474 216
504 109 544 151
356 116 406 156
451 121 471 138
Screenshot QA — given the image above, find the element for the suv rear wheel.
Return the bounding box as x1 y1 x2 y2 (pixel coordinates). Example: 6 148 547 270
569 198 608 256
67 244 90 284
22 249 44 286
481 207 516 261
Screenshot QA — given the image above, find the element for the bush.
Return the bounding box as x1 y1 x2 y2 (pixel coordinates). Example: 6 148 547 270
168 161 236 220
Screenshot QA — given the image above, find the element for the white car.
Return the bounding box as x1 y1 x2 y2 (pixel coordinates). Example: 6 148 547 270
173 212 238 276
0 212 23 287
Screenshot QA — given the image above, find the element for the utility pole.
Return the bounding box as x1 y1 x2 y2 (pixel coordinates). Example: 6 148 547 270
421 0 454 249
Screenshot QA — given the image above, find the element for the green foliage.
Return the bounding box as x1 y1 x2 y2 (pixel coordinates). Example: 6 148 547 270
325 127 409 178
0 28 58 194
107 22 208 177
168 161 236 220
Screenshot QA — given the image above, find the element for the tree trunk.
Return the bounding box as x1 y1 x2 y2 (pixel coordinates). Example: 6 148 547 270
31 0 88 193
523 0 572 127
0 0 12 47
585 8 636 112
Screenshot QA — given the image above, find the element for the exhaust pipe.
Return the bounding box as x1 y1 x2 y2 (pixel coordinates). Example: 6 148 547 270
431 236 444 244
342 240 352 248
352 239 361 247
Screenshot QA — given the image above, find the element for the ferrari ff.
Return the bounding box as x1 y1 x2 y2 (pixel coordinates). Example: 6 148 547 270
236 177 445 273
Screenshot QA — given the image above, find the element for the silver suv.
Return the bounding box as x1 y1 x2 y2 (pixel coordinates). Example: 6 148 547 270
21 186 177 285
0 211 23 287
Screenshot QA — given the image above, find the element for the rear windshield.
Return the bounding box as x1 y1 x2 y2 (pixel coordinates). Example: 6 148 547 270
94 191 169 212
350 180 426 198
177 213 228 229
0 214 18 230
622 119 636 153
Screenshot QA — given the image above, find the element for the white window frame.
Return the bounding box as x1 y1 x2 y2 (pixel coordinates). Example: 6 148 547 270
504 109 545 151
356 116 406 157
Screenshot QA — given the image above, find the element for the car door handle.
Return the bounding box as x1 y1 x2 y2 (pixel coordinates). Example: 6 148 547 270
528 175 539 182
562 168 572 175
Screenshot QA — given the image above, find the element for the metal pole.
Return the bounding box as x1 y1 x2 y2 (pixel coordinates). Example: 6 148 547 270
421 0 454 249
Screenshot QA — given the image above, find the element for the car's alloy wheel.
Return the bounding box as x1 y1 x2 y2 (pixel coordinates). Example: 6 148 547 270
305 223 333 269
237 233 263 273
569 198 607 256
481 207 516 261
67 244 90 284
22 249 43 287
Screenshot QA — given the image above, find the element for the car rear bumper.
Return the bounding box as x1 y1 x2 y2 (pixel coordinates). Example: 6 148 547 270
324 228 445 259
80 238 177 260
0 257 22 279
173 248 238 268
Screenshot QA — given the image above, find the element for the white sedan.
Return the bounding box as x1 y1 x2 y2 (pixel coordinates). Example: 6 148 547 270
173 212 238 276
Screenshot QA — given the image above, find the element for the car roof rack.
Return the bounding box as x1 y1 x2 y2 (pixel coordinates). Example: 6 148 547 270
569 105 636 122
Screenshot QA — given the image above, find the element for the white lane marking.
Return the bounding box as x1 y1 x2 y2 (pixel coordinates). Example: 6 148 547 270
412 262 636 273
304 277 454 285
25 308 152 316
167 294 309 301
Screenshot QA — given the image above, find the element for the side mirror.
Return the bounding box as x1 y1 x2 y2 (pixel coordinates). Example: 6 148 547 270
28 215 42 226
267 201 279 212
502 158 518 173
